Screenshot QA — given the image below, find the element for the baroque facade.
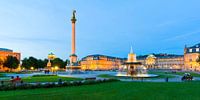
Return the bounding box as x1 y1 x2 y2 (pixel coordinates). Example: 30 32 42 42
184 43 200 71
137 54 184 69
81 54 125 70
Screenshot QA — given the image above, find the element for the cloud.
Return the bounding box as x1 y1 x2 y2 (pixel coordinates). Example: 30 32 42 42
0 34 63 43
157 20 177 27
164 30 200 41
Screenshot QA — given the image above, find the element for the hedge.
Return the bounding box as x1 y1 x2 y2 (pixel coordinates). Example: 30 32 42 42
0 78 119 91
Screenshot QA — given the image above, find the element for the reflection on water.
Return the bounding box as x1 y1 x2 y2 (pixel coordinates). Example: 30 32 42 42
116 72 158 78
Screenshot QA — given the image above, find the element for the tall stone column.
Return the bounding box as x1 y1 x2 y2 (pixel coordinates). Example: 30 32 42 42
71 20 76 54
70 10 77 65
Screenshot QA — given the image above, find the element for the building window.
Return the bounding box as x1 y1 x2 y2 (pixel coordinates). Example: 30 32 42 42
189 49 192 52
196 48 199 52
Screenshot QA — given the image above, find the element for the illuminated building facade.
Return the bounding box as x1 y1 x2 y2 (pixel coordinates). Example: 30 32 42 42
80 53 184 70
81 54 125 70
184 43 200 71
137 54 184 69
0 48 21 71
145 54 156 69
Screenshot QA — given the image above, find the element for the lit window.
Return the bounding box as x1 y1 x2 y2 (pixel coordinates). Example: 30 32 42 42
196 48 200 52
189 49 192 52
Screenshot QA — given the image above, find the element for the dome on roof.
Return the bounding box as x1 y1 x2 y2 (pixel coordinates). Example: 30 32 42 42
147 54 156 59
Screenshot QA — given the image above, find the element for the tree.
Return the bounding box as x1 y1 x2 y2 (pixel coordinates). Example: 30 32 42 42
21 58 30 69
3 56 20 70
65 59 70 66
0 58 4 69
52 58 65 69
36 59 46 69
197 54 200 65
0 58 3 65
28 57 38 69
22 57 49 69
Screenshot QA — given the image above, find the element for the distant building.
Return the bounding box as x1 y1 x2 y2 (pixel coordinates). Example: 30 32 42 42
184 43 200 71
81 54 125 70
137 54 184 69
80 53 185 70
145 54 157 69
0 48 21 71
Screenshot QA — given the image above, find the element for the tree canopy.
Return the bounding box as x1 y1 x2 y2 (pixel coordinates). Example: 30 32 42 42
21 57 69 69
52 58 66 69
196 54 200 65
22 57 46 69
3 56 20 69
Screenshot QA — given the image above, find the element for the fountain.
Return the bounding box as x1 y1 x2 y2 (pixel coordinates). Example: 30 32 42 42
116 47 158 78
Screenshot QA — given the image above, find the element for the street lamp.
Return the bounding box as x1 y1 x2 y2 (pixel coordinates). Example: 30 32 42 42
55 66 58 70
30 67 34 70
54 66 59 75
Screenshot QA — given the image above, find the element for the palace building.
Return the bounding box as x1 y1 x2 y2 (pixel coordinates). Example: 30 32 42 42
80 53 184 71
81 54 125 70
184 43 200 71
0 48 21 71
137 54 184 69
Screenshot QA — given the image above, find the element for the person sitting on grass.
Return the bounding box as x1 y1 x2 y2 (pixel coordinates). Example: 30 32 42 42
14 76 22 86
10 76 15 85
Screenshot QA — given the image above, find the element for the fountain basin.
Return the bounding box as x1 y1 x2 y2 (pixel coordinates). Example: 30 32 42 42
116 72 159 78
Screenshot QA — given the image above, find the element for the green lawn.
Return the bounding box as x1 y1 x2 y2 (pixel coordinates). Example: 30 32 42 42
0 73 5 77
0 81 200 100
21 75 82 83
1 75 82 83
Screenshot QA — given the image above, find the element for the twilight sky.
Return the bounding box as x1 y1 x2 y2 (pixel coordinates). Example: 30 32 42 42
0 0 200 60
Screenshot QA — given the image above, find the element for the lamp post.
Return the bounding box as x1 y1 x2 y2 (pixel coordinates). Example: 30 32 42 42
30 67 34 70
55 66 59 75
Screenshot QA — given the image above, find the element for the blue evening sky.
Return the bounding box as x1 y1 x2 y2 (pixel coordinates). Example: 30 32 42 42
0 0 200 60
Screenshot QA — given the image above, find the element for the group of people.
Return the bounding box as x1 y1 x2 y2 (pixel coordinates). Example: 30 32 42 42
10 76 22 85
44 70 50 74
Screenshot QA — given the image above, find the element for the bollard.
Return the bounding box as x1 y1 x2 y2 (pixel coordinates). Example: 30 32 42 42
1 81 4 86
165 77 169 82
58 78 62 85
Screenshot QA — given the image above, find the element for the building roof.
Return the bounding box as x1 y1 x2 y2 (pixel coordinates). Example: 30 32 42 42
137 53 183 60
81 53 183 61
188 43 200 48
81 54 126 61
146 54 157 59
185 43 200 53
0 48 13 52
